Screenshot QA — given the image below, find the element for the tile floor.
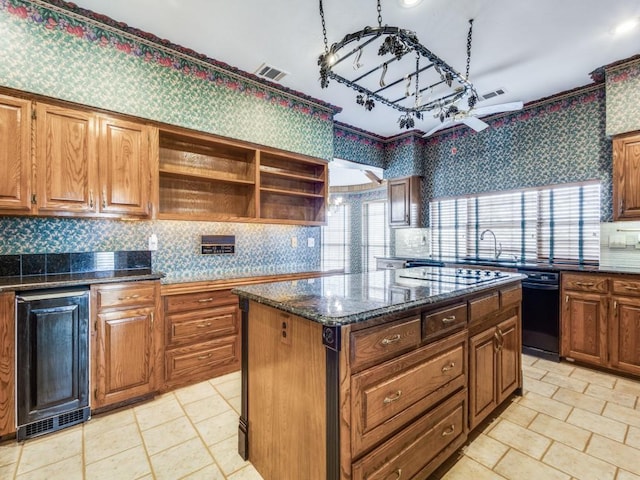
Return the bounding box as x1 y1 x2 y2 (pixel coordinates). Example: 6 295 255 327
0 355 639 479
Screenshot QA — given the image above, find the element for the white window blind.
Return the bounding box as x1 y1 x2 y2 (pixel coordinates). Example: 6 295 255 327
321 204 351 272
431 198 468 259
363 201 390 272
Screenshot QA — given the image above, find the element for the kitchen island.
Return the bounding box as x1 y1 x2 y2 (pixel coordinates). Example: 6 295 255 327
233 267 525 480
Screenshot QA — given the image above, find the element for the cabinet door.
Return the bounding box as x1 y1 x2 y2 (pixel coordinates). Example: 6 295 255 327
98 116 152 217
611 296 640 376
561 291 607 366
613 132 640 220
35 103 98 215
0 292 15 437
94 306 156 408
469 326 498 429
497 315 520 403
0 94 33 214
388 176 420 227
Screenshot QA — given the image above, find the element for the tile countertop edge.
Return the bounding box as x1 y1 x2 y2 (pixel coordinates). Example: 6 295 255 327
232 275 525 326
0 271 165 292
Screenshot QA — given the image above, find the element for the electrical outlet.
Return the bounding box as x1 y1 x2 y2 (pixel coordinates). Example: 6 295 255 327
307 237 315 247
291 236 298 248
280 318 291 345
148 234 158 251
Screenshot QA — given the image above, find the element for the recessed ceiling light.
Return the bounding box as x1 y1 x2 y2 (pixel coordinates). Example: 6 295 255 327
398 0 423 8
613 17 639 35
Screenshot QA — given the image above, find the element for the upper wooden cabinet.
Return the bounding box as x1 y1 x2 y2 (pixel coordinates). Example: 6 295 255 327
0 94 33 214
613 131 640 220
388 175 421 227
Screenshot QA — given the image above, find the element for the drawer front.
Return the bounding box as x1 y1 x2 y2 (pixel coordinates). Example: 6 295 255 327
352 389 467 480
423 303 467 342
612 278 640 297
96 282 157 310
165 337 239 385
351 330 467 456
563 273 608 293
165 289 236 314
468 292 499 321
350 317 421 372
500 285 522 308
376 258 406 270
167 305 238 345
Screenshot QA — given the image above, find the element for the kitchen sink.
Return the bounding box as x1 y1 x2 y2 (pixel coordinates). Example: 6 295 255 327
460 257 519 268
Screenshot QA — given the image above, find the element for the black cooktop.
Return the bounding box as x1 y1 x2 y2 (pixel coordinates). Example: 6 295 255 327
399 267 510 285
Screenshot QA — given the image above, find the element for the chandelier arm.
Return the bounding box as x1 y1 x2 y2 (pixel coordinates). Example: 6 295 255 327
372 63 435 95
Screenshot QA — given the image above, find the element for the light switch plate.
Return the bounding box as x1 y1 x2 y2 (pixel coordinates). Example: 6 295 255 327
307 237 315 248
291 236 298 248
608 234 626 249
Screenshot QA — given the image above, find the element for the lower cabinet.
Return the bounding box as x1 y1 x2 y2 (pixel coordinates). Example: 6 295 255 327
610 293 640 376
0 291 15 438
91 281 161 410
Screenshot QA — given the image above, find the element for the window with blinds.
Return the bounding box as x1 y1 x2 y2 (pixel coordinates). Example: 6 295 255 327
430 181 600 264
363 200 390 272
321 204 351 272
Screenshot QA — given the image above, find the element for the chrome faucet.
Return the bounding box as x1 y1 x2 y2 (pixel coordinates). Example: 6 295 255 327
480 229 502 259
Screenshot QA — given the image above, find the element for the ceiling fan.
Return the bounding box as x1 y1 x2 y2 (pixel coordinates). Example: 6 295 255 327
422 100 524 138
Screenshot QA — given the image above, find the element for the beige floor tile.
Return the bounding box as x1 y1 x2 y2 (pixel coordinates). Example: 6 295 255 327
228 395 242 414
209 435 249 475
543 442 616 480
618 470 640 480
566 408 627 443
494 448 569 480
613 378 640 398
175 380 218 406
150 437 213 480
142 415 198 456
0 440 21 466
602 402 640 429
585 384 637 408
84 407 136 435
16 454 83 480
181 463 226 479
569 367 617 388
0 462 17 479
463 433 510 469
626 426 640 449
184 393 233 423
521 354 538 366
552 387 606 414
196 409 239 446
84 421 142 465
227 464 266 480
528 413 591 451
542 372 588 393
522 364 547 380
134 396 185 431
586 434 640 476
209 370 241 386
85 445 151 480
442 456 507 480
519 391 573 421
533 359 575 376
523 376 559 397
487 419 551 460
214 379 241 399
494 402 538 428
17 427 82 475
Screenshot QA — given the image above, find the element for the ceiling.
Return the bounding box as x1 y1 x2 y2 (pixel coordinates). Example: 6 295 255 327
69 0 640 137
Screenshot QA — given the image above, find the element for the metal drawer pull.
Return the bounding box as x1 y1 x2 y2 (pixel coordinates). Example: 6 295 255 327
441 315 456 324
383 390 402 404
441 361 456 372
441 424 456 436
388 469 402 480
197 353 213 360
624 285 640 291
198 298 214 303
381 334 401 345
118 294 141 301
197 322 212 328
494 331 502 350
575 282 595 287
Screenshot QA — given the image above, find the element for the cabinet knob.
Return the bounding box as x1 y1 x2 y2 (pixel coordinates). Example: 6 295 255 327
441 361 456 373
441 315 456 324
441 424 456 437
388 469 402 480
381 334 401 346
383 390 402 404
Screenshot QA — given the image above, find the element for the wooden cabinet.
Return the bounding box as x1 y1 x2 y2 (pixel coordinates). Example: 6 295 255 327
388 175 421 227
0 292 15 438
611 294 640 376
561 290 608 366
613 131 640 220
91 281 161 410
0 94 33 214
163 289 240 390
158 126 327 225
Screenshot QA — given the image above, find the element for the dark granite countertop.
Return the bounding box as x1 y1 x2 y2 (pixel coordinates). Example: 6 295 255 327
0 269 164 292
232 268 525 326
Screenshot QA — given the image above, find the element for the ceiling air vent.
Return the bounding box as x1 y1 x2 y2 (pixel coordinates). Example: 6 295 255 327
255 63 288 82
480 88 506 101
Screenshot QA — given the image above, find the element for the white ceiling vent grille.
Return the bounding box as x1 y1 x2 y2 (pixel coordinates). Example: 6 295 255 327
480 88 507 101
255 63 288 82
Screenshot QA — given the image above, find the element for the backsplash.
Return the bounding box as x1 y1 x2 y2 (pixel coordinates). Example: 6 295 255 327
600 221 640 269
395 228 430 258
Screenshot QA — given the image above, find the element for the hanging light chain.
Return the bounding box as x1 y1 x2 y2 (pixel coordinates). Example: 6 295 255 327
319 0 329 54
465 18 474 80
377 0 383 27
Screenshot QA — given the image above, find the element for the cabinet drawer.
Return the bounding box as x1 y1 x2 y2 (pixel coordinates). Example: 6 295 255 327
563 274 608 293
468 292 499 322
612 278 640 297
352 389 467 480
350 317 421 372
165 337 239 385
500 285 522 308
95 282 156 311
351 330 467 456
164 290 236 314
376 258 406 270
167 305 238 346
422 303 467 342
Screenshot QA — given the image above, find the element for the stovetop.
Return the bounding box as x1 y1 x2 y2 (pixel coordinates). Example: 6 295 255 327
399 267 510 285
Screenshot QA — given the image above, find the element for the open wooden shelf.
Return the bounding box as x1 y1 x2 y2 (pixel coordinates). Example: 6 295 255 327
159 165 255 186
260 187 324 199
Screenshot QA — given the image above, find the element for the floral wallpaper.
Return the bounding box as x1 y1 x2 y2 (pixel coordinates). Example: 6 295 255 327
333 122 386 169
605 59 640 136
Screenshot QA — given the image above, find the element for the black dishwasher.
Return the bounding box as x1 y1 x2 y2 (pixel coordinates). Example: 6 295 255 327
16 288 91 440
518 269 560 361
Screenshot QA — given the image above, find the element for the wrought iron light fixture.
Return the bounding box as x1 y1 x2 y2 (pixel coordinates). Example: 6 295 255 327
318 0 478 129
